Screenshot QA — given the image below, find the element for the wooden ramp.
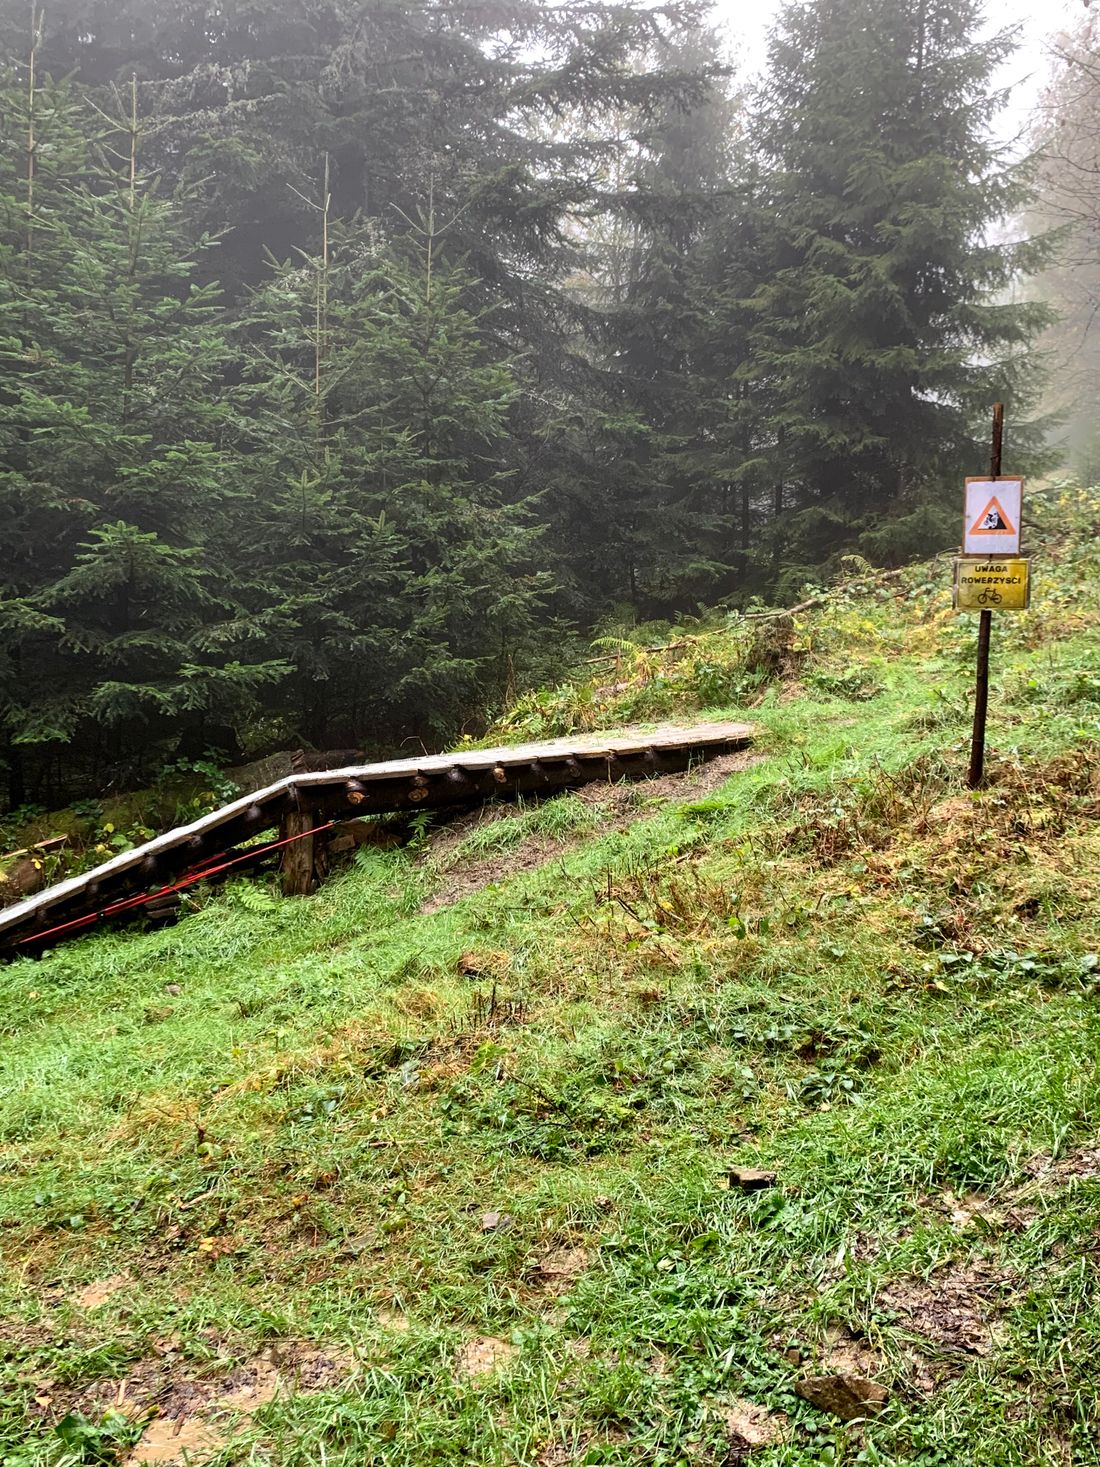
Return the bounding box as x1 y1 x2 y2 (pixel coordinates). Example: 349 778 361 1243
0 720 753 957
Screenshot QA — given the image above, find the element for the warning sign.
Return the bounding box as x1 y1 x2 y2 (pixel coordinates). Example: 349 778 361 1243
964 477 1022 555
971 495 1015 536
953 557 1031 612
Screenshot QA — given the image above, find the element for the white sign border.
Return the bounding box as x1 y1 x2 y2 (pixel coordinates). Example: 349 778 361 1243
963 476 1023 557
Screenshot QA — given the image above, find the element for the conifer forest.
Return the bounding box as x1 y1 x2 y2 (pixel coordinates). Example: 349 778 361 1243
0 0 1088 805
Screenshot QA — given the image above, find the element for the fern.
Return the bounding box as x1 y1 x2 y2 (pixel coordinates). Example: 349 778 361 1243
230 881 279 914
840 554 875 576
590 635 642 661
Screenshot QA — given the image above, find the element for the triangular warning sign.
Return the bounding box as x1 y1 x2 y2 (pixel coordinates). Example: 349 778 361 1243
971 495 1016 536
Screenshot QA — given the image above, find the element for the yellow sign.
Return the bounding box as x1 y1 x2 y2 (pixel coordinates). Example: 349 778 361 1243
953 558 1030 612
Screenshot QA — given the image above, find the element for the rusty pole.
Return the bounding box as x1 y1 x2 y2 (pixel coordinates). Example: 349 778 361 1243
967 403 1003 790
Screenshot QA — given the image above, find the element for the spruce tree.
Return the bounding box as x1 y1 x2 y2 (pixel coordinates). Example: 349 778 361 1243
745 0 1051 581
4 0 730 632
541 25 742 618
0 49 88 803
0 65 283 800
1030 14 1100 476
596 26 741 615
233 203 551 748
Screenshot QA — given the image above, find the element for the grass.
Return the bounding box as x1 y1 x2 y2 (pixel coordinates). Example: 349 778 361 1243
0 484 1098 1466
448 792 611 860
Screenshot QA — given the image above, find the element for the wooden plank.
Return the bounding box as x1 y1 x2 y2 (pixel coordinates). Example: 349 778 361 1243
0 721 753 952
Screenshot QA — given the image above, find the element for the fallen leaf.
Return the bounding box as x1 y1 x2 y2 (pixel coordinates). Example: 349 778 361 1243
726 1167 777 1192
196 1235 239 1259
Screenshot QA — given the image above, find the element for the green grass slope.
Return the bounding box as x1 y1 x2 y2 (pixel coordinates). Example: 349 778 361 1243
1 485 1098 1467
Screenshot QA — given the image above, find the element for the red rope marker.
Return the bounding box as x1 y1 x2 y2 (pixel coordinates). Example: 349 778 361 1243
19 821 336 947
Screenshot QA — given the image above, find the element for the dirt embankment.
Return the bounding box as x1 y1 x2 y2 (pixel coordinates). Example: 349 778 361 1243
421 750 762 913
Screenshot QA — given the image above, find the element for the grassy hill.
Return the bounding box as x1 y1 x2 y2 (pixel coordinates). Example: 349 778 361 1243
1 485 1098 1467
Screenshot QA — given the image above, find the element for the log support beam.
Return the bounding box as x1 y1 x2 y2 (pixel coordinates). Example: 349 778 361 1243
280 801 322 896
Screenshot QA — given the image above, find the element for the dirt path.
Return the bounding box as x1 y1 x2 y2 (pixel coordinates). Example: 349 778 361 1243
420 750 762 913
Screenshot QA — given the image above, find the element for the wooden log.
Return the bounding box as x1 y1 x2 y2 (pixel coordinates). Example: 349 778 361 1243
280 805 319 896
144 893 181 924
0 834 67 862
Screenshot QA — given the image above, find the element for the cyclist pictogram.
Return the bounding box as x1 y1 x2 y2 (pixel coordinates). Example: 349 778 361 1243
971 496 1016 537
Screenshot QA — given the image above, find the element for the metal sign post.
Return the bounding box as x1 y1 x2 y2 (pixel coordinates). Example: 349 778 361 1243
967 405 1002 790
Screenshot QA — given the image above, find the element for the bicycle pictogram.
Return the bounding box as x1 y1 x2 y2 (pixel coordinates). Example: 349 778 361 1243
976 587 1002 606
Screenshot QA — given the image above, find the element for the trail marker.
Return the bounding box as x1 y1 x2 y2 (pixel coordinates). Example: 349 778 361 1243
964 476 1022 555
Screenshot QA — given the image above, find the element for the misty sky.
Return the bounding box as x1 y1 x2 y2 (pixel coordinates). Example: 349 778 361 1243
714 0 1080 148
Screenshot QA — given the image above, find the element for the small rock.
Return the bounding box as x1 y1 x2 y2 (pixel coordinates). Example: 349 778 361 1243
795 1374 889 1420
480 1211 513 1233
165 984 182 996
592 1195 613 1212
726 1166 776 1192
